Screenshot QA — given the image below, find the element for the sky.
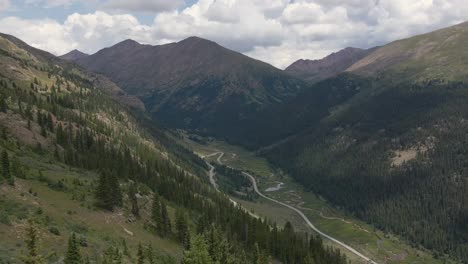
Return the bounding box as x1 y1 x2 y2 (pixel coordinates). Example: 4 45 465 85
1 0 468 69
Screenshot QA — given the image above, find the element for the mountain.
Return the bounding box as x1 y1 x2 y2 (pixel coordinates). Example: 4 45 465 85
0 33 346 264
0 33 144 111
59 49 89 61
347 21 468 82
76 37 307 138
285 47 372 82
254 22 468 263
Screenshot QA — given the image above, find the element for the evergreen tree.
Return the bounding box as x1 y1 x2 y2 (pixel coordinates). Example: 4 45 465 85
182 235 213 264
128 181 140 218
159 200 171 237
64 233 81 264
0 96 7 113
102 246 122 264
137 243 144 264
94 170 122 211
109 172 122 207
151 193 161 230
253 243 268 264
2 150 13 185
21 219 46 264
146 244 154 264
176 210 190 249
121 239 130 257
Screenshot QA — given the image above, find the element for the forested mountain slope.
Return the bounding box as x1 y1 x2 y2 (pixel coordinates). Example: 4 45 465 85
259 22 468 263
75 37 307 139
0 33 347 264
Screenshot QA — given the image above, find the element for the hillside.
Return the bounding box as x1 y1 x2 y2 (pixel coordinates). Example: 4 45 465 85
286 47 372 83
0 33 348 264
76 37 307 138
255 23 468 263
347 21 468 82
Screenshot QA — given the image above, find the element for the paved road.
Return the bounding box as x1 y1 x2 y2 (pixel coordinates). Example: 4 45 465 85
202 152 258 218
204 152 377 264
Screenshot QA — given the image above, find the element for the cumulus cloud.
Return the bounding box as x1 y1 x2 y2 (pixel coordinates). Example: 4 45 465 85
24 0 82 8
2 0 468 68
101 0 184 13
0 0 10 11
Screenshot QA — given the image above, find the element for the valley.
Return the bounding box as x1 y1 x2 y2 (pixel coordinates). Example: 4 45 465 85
1 7 468 263
179 133 455 264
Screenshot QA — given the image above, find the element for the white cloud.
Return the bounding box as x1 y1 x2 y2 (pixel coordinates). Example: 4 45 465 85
24 0 81 8
0 0 10 11
101 0 183 13
2 0 468 68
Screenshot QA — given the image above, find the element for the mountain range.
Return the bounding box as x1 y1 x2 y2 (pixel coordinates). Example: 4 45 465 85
69 21 468 263
73 37 306 139
0 31 347 264
1 19 467 264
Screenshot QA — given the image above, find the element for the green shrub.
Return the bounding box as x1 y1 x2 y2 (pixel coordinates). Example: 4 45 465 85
48 226 60 236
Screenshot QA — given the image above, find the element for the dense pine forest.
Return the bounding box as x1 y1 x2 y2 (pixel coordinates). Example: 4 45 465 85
0 34 348 263
265 78 468 262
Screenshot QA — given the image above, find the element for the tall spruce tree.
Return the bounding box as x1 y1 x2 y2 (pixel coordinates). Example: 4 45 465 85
94 169 122 211
128 181 140 218
137 243 144 264
21 219 46 264
151 193 161 231
64 233 81 264
176 210 190 249
146 244 155 264
182 235 213 264
159 200 171 237
2 150 13 185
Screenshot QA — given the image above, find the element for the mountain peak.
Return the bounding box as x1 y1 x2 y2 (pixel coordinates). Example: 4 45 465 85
285 47 372 83
59 49 89 61
110 39 142 50
177 36 220 48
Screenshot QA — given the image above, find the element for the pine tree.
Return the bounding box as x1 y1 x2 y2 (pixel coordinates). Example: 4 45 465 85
21 219 46 264
95 170 113 210
137 243 144 264
159 200 171 237
176 210 190 249
122 239 130 257
253 243 268 264
0 96 7 113
109 172 122 207
146 244 154 264
151 193 161 229
2 150 13 185
182 235 213 264
64 233 81 264
128 181 140 218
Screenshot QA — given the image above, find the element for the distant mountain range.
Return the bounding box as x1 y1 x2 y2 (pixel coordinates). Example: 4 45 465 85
73 36 306 138
53 21 468 263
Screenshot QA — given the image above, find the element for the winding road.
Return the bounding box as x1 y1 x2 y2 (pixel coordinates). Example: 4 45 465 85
203 152 376 264
202 152 259 218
